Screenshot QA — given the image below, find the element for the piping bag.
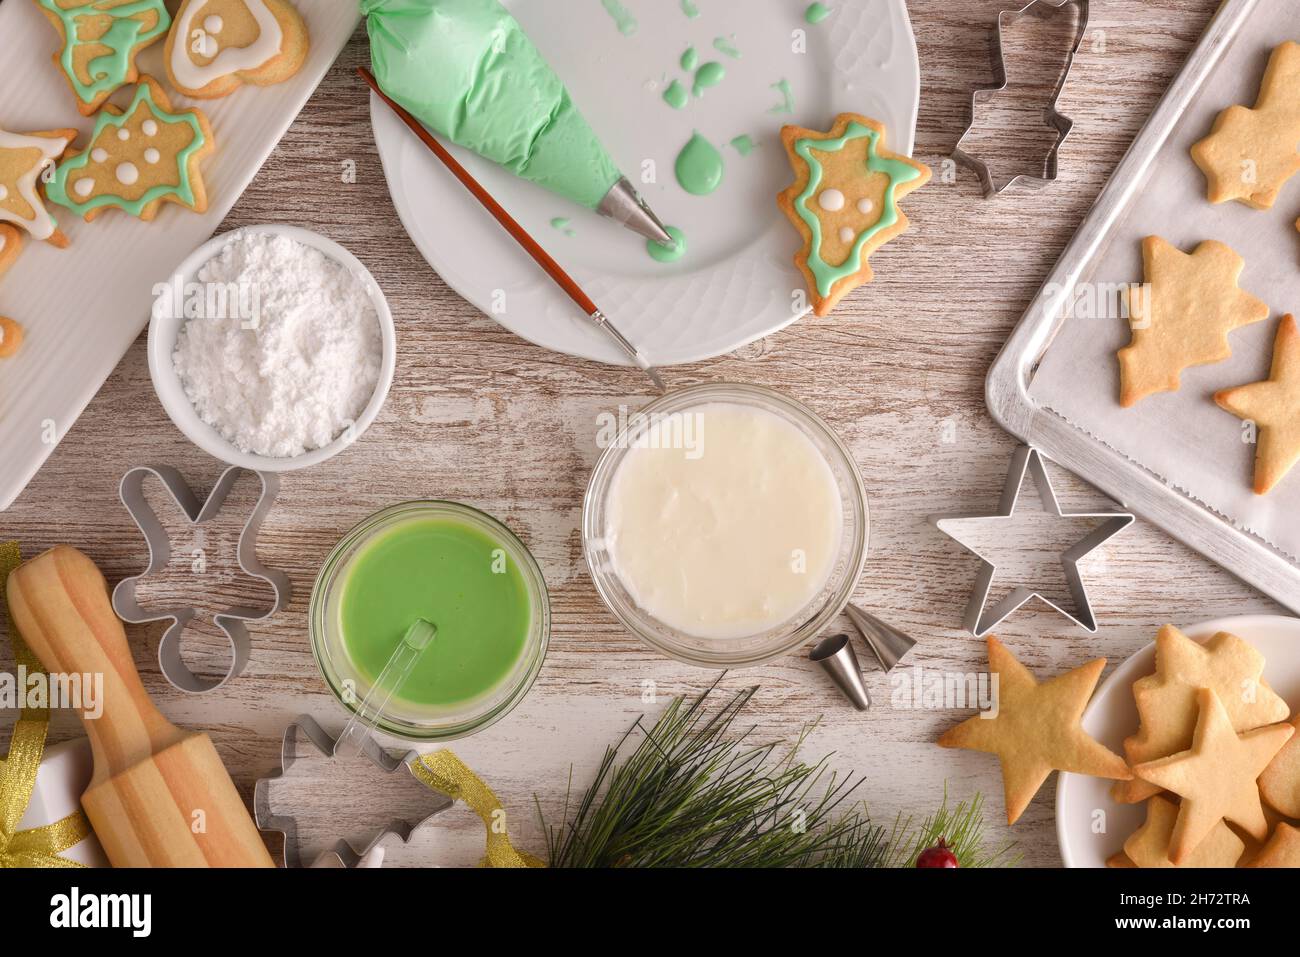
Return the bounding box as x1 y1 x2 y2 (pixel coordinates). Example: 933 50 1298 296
363 0 672 244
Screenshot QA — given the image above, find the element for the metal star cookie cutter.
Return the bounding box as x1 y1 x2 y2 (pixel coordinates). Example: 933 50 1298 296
254 715 453 869
929 446 1133 637
111 465 290 694
953 0 1090 196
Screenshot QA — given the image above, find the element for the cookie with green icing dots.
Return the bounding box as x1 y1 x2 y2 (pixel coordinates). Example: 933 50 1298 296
778 113 929 316
35 0 172 116
46 76 215 223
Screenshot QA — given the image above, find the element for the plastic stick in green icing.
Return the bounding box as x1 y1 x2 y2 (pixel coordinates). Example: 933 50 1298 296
805 2 833 23
551 216 575 236
662 79 689 109
46 82 205 218
768 78 795 113
712 35 741 59
692 62 726 97
680 0 700 18
675 132 724 195
730 134 757 156
364 0 621 210
37 0 171 107
792 122 923 297
646 226 687 263
600 0 638 36
680 46 699 71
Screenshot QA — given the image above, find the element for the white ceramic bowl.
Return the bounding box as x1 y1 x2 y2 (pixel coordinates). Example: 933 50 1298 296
148 224 396 472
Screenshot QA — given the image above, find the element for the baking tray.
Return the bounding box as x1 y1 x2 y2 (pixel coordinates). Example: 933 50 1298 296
986 0 1300 613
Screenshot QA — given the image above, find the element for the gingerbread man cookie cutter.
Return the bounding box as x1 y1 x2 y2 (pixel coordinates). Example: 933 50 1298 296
953 0 1090 196
111 465 290 693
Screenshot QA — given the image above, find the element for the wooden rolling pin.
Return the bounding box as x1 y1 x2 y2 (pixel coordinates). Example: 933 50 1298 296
6 545 273 867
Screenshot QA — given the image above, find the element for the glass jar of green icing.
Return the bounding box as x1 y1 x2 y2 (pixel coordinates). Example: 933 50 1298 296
310 501 550 741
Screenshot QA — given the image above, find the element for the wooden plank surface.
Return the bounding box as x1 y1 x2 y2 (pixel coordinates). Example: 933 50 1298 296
2 0 1277 868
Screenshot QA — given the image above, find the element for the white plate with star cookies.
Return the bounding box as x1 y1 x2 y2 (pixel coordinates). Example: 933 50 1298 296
1056 615 1300 868
0 0 361 511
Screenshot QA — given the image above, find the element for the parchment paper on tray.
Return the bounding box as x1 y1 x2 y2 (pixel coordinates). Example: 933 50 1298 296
1029 7 1300 562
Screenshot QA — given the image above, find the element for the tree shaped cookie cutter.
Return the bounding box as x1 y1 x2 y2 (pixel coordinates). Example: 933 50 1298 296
111 465 290 694
953 0 1090 196
254 715 453 868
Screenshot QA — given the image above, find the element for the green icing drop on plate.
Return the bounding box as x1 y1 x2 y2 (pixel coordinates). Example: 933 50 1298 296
551 216 575 236
646 225 687 263
675 132 724 195
712 35 741 59
692 61 725 97
680 0 700 18
600 0 638 35
662 78 689 109
768 77 795 113
730 134 757 156
680 46 698 71
805 2 832 23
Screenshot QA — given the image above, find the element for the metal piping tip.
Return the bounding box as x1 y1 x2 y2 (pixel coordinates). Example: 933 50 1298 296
599 177 673 245
846 604 917 672
809 633 871 711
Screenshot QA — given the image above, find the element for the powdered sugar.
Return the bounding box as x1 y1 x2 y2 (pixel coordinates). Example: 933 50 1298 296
172 232 382 458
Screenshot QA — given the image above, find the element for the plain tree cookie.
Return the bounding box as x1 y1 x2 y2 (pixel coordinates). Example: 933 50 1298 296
1123 795 1245 869
165 0 309 99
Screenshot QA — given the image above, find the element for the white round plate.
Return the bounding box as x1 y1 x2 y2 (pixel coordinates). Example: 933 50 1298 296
370 0 920 367
1056 615 1300 868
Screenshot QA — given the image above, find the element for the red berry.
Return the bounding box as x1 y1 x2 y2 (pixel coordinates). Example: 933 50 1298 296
916 838 959 868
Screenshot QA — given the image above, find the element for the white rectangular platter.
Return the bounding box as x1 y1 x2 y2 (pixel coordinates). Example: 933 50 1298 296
0 0 361 509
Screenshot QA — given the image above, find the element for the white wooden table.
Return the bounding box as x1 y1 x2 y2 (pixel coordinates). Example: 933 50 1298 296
2 0 1276 867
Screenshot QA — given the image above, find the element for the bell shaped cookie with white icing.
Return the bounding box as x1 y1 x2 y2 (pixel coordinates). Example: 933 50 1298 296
165 0 310 99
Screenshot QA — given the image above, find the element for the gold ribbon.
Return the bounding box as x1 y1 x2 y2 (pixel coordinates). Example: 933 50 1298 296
409 750 543 868
0 542 91 868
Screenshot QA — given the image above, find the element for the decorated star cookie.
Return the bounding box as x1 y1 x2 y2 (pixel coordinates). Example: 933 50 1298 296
1118 236 1270 407
1123 795 1245 869
1248 822 1300 868
937 636 1131 825
35 0 172 116
1259 714 1300 818
1191 42 1300 210
1133 688 1293 865
778 112 930 317
0 317 24 359
0 224 22 279
1113 625 1290 805
165 0 310 99
46 77 214 223
1215 315 1300 495
0 127 76 247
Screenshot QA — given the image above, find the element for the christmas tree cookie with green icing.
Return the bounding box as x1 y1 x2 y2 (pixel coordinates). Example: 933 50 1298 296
46 76 215 223
35 0 172 116
778 113 929 316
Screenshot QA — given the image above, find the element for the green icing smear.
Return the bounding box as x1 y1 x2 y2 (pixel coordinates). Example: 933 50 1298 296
768 77 795 113
805 2 833 23
730 134 757 156
646 225 687 263
551 216 575 236
680 46 699 71
47 82 205 218
38 0 171 106
675 132 724 195
680 0 700 18
662 78 689 109
792 121 922 297
712 35 741 59
600 0 638 36
692 61 725 97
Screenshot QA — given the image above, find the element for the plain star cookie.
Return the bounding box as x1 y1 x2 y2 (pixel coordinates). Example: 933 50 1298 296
165 0 309 99
1248 822 1300 868
1215 315 1300 495
0 127 76 247
938 636 1130 825
778 112 930 317
1113 625 1290 805
46 77 214 222
1132 687 1293 865
1191 42 1300 210
1118 236 1270 406
35 0 172 116
1123 795 1245 869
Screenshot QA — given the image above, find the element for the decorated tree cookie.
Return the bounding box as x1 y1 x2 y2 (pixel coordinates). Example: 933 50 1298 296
778 112 930 317
165 0 310 99
34 0 172 116
0 224 24 279
0 317 24 359
0 127 77 247
46 76 215 223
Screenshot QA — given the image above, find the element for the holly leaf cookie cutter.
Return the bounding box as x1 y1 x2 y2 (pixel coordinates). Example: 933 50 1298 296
111 465 290 693
953 0 1090 196
254 715 453 868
